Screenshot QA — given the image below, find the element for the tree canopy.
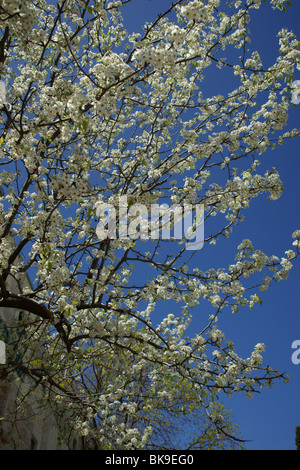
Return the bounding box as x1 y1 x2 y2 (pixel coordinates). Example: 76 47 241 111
0 0 299 449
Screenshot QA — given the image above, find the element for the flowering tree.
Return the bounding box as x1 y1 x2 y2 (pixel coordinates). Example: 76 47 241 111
0 0 299 450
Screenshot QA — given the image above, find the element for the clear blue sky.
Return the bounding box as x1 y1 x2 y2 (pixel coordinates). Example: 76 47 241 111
121 0 300 450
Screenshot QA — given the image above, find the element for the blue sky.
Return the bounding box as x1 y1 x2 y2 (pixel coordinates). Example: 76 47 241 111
121 0 300 450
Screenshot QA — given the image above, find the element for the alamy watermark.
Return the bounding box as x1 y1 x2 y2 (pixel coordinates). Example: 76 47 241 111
95 196 204 250
0 80 11 110
0 340 5 365
291 340 300 365
291 80 300 105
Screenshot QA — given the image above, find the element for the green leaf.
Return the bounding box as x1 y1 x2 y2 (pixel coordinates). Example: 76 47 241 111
82 120 88 132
